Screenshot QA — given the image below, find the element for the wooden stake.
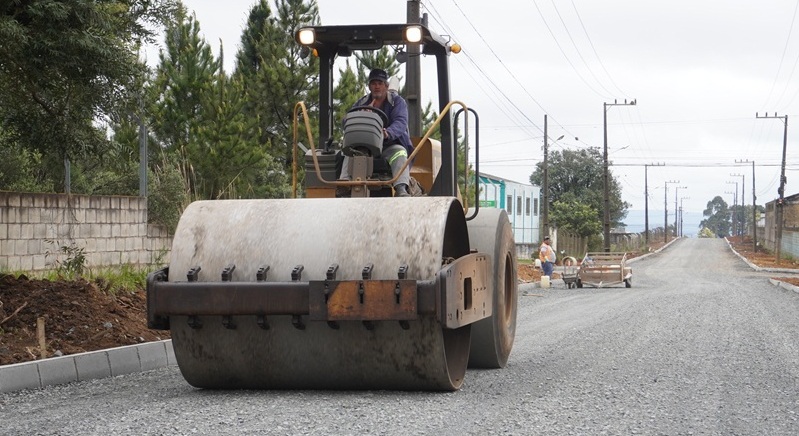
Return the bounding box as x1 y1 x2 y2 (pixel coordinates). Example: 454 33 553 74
37 317 46 359
0 301 27 325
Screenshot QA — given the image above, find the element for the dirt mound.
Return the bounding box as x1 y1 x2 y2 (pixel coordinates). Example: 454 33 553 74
0 274 168 365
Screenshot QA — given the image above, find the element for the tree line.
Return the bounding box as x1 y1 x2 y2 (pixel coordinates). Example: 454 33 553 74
699 196 763 238
2 0 627 242
1 0 445 230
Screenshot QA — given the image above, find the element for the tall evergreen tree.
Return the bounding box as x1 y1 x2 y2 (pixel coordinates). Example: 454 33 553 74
149 6 218 199
331 60 361 143
354 48 402 85
195 54 287 199
234 0 319 173
149 6 284 200
151 6 217 152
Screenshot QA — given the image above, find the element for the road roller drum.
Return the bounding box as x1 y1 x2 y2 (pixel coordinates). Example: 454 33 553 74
147 198 515 390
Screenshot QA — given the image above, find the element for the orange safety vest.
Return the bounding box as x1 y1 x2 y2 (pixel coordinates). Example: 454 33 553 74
539 243 556 263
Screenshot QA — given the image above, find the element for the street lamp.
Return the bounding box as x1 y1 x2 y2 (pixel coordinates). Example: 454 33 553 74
541 113 564 242
603 99 637 252
664 180 679 242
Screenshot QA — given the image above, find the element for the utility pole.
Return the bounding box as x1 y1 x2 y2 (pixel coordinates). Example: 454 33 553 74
406 0 422 137
542 115 549 242
725 191 736 236
603 99 637 252
644 163 664 246
664 180 679 243
737 159 758 250
756 113 788 264
680 197 690 237
731 173 745 236
752 161 757 250
138 94 148 197
674 185 686 238
726 181 738 237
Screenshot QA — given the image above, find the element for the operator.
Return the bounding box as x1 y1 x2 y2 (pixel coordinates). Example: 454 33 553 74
539 236 556 277
338 68 413 197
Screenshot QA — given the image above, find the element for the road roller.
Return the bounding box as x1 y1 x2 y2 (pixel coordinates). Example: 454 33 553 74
146 23 517 390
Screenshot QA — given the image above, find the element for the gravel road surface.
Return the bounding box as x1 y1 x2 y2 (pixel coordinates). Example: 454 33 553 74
2 238 798 435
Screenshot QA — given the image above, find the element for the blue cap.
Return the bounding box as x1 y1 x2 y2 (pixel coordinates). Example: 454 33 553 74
368 68 389 84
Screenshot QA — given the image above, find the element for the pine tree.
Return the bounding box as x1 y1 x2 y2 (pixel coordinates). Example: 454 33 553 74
149 6 277 200
234 0 319 174
150 7 217 153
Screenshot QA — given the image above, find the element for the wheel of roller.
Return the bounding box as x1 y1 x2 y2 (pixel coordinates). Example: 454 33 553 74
166 197 473 390
465 208 518 368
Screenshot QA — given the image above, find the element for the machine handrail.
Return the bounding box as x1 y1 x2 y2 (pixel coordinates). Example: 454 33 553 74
291 101 316 199
454 107 479 220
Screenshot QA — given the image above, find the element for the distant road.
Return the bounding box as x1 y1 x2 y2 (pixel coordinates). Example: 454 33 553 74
2 238 798 435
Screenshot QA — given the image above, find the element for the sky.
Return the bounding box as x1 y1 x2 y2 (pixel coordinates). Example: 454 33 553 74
154 0 799 236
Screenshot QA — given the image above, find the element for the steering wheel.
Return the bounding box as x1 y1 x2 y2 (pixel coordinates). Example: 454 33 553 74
347 105 389 126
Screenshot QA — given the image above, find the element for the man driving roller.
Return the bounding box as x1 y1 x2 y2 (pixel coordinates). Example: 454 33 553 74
338 68 413 197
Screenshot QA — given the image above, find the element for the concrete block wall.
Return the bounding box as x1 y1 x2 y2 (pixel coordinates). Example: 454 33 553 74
0 192 172 272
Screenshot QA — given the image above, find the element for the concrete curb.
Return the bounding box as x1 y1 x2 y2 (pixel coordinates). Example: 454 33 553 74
0 339 176 394
768 278 799 294
725 237 799 293
724 237 799 274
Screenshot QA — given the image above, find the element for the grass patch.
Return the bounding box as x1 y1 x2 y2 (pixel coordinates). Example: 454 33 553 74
5 265 154 295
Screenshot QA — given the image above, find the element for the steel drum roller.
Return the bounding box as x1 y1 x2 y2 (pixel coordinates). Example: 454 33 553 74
167 197 472 390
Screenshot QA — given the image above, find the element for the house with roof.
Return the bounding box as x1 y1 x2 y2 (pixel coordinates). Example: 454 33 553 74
476 173 541 258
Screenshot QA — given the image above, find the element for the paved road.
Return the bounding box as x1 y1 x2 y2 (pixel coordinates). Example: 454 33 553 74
1 238 798 435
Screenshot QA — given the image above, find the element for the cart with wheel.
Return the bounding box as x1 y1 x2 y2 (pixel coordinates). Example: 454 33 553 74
561 256 579 288
576 252 632 288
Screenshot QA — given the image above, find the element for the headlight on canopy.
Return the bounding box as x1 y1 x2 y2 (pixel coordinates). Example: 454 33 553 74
404 25 422 43
298 28 315 45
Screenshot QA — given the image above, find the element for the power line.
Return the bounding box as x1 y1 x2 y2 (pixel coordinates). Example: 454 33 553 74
448 0 549 133
423 2 544 141
612 162 798 168
569 0 626 96
530 0 610 99
547 0 616 97
441 1 589 148
762 0 799 108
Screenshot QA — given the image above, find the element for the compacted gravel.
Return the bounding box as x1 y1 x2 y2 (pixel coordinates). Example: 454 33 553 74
2 238 798 435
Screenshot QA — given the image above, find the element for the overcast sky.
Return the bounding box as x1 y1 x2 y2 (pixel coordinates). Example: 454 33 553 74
163 0 799 235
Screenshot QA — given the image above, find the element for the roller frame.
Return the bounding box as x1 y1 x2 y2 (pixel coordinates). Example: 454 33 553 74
147 252 491 331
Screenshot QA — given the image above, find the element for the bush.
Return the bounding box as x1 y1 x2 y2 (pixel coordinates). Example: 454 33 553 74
147 160 188 233
44 240 87 279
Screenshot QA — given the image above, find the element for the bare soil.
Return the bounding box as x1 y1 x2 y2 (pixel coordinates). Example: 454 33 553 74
1 236 795 366
727 235 799 286
0 274 167 365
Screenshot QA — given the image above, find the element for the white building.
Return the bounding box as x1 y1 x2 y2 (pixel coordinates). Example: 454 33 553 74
477 173 541 258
